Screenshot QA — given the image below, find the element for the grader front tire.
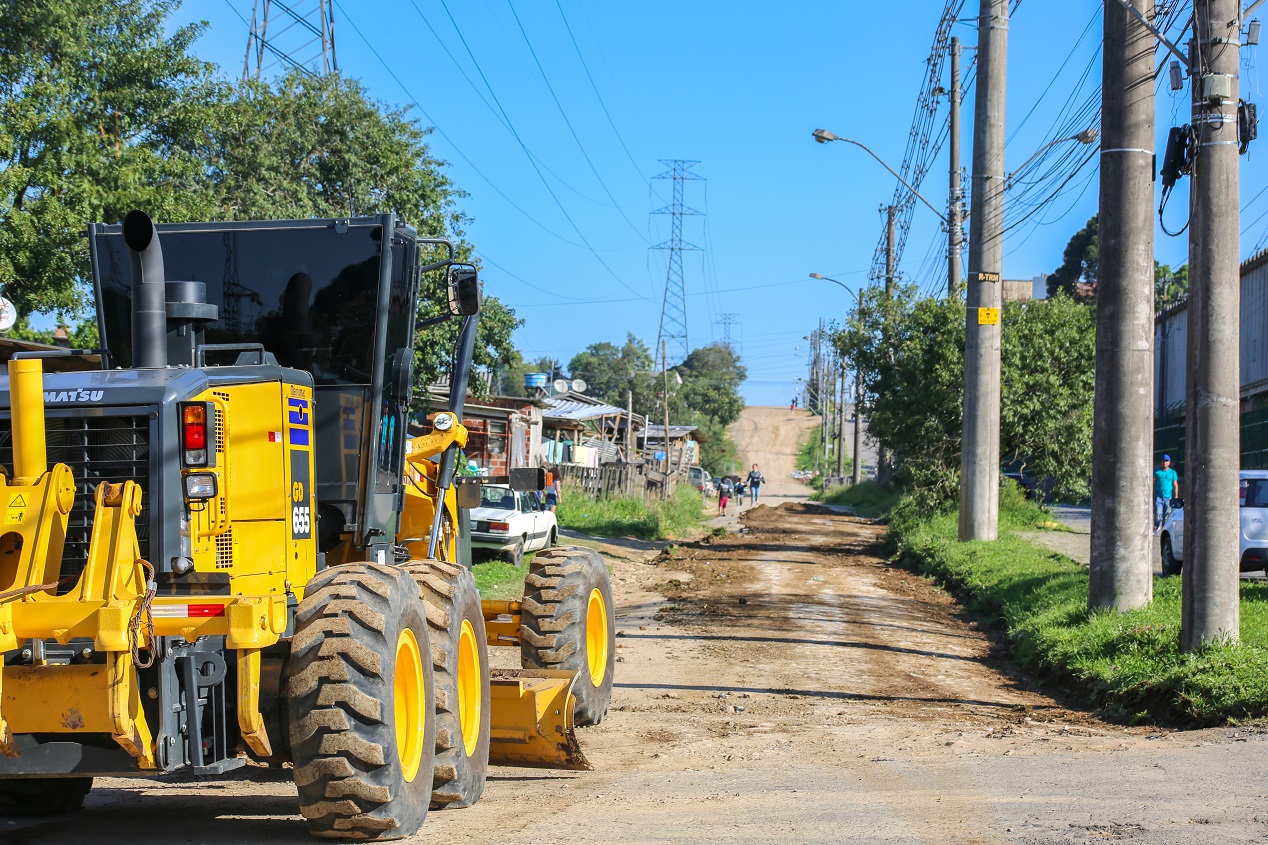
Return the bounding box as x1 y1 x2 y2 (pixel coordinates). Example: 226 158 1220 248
406 559 491 810
520 547 616 726
288 563 436 840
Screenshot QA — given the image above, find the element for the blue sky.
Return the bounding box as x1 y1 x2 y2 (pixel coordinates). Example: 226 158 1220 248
168 1 1264 407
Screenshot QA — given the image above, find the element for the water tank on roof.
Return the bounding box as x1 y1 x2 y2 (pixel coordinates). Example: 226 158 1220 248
524 372 548 390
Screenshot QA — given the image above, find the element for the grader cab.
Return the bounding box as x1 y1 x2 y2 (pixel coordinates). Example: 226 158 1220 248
0 212 615 839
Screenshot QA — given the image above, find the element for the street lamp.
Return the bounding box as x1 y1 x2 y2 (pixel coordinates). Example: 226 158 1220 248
812 130 947 223
1004 127 1100 190
810 273 864 487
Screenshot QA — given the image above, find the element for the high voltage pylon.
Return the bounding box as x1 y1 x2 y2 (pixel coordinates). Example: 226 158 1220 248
652 160 704 368
243 0 338 82
715 313 740 353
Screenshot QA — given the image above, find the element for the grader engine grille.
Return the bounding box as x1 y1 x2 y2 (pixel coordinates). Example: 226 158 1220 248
0 414 151 589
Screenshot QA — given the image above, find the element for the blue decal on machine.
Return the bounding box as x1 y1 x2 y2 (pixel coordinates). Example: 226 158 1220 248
288 397 310 447
287 398 310 426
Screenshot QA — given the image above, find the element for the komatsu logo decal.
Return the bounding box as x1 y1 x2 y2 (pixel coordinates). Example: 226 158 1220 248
43 389 105 403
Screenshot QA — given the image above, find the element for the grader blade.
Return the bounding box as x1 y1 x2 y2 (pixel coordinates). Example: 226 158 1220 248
488 668 591 771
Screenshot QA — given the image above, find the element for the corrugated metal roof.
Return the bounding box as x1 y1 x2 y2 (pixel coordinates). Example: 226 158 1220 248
543 397 629 421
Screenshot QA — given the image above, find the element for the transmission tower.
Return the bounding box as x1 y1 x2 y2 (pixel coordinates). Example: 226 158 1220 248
715 313 740 353
652 160 704 368
243 0 338 82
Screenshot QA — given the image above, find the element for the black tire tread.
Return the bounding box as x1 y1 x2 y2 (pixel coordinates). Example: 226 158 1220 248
0 777 93 816
403 559 491 810
520 546 615 726
288 563 433 840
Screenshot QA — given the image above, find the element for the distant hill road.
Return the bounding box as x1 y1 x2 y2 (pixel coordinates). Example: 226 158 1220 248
729 405 821 503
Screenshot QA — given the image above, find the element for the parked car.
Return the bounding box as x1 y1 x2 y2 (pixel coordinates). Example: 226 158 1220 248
1158 469 1268 576
469 484 558 566
688 465 715 496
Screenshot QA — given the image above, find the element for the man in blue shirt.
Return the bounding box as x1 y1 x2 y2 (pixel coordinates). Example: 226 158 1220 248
1154 454 1180 534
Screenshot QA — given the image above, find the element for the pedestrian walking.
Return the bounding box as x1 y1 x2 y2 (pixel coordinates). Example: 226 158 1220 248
717 476 733 516
545 465 561 513
1153 454 1179 534
746 464 765 505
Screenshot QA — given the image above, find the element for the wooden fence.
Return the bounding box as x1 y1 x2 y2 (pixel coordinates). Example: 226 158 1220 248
556 462 673 500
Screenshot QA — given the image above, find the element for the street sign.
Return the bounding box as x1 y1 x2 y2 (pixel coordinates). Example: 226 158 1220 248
0 298 16 332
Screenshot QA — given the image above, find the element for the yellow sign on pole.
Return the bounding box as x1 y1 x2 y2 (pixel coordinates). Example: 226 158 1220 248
978 307 1000 325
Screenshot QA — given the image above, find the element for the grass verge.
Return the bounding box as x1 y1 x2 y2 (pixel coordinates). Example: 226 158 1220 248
556 481 704 540
472 557 527 601
889 485 1268 726
813 480 901 519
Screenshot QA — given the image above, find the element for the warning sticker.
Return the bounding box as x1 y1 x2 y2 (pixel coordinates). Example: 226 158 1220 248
6 492 27 523
978 307 1000 325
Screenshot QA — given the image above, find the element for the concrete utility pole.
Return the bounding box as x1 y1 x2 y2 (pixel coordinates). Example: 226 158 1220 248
837 364 847 480
1183 0 1241 650
959 0 1007 542
878 205 897 485
948 36 964 298
1089 0 1156 612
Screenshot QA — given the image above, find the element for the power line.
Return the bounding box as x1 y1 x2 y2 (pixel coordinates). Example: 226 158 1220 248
435 0 654 302
504 0 650 243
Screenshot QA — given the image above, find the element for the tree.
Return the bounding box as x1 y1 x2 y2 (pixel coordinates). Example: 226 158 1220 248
568 334 657 411
1046 215 1099 300
835 287 1096 509
0 0 224 319
199 70 519 399
1156 261 1189 305
671 343 747 427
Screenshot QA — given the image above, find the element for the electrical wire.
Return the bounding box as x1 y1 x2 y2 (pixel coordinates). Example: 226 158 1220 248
434 0 655 302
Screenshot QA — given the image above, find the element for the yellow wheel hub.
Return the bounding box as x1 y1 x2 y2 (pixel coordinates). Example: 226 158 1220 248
394 628 426 783
585 587 609 687
457 618 482 757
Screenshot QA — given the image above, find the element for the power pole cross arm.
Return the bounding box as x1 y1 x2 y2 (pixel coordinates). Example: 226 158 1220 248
1106 0 1192 68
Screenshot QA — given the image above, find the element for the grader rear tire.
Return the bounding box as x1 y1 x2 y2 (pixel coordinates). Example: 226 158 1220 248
288 563 436 840
0 777 93 816
520 547 616 726
405 559 491 810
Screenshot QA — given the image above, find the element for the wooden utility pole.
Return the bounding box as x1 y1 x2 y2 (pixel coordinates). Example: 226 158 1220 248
1183 0 1241 650
661 339 672 500
959 0 1007 542
948 36 963 298
1089 0 1155 612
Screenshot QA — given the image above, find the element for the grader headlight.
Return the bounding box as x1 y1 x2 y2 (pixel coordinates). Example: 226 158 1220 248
184 472 218 499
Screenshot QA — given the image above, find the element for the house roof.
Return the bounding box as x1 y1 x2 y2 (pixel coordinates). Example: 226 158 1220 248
640 424 706 442
542 393 646 425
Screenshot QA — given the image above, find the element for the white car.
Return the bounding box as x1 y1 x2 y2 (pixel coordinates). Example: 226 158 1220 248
469 484 558 566
1158 469 1268 576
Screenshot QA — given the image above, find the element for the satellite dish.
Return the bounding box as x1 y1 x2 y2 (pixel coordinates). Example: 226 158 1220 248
0 298 16 332
571 379 587 393
553 378 570 394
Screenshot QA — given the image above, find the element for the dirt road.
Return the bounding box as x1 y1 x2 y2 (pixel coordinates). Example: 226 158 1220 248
8 408 1268 844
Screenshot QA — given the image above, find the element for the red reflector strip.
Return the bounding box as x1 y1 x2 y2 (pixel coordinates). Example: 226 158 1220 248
150 603 227 619
189 604 226 618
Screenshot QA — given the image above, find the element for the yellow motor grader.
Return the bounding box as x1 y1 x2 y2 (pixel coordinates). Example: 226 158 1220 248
0 212 615 839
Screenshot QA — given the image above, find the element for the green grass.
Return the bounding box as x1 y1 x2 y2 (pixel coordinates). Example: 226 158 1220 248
555 481 704 541
794 425 850 492
472 557 527 601
888 485 1268 726
813 480 901 519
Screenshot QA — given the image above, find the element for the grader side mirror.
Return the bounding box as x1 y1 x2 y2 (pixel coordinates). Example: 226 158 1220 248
447 264 481 316
509 467 546 492
455 478 483 509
